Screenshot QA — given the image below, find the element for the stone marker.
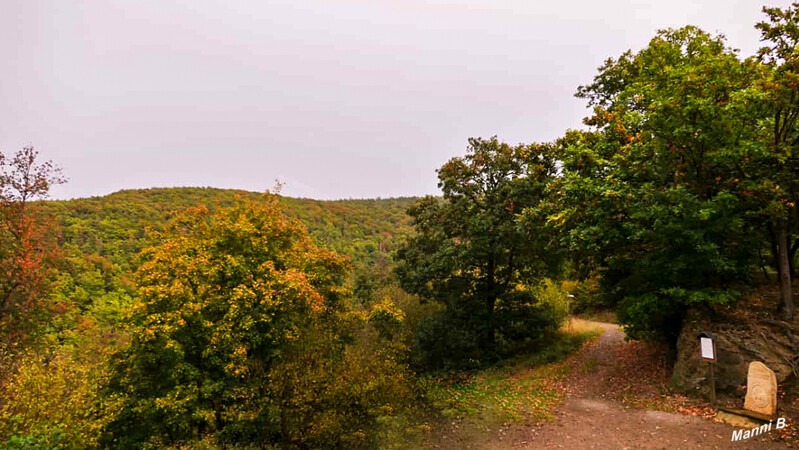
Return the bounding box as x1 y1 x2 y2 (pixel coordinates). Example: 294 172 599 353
744 361 777 416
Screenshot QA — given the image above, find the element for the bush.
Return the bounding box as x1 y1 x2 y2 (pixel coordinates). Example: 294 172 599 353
414 310 484 372
3 421 64 450
413 286 564 372
616 288 738 345
270 321 430 449
495 291 562 354
530 279 569 326
0 338 120 449
561 275 609 314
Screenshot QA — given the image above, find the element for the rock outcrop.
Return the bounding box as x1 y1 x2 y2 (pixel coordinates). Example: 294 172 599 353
672 306 798 399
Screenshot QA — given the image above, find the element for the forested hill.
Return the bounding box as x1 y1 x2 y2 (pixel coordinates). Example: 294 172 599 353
38 187 418 271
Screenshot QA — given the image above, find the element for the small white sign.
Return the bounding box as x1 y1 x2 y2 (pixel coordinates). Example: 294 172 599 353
700 336 715 360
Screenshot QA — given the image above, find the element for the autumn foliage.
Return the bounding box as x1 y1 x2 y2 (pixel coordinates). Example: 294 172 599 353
0 146 65 344
102 196 425 448
4 3 799 448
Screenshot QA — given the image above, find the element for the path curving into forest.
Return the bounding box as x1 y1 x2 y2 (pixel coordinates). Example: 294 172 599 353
500 320 780 449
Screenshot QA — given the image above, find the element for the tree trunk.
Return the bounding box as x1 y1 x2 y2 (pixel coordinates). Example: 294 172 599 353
777 223 794 319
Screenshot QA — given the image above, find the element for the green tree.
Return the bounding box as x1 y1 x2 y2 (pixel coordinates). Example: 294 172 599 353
540 27 762 346
396 137 560 369
754 2 799 318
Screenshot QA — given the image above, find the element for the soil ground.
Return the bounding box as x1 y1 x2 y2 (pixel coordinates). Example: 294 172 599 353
429 320 784 449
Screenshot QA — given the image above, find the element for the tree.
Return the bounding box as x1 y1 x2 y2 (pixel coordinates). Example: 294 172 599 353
754 2 799 318
0 146 66 342
103 197 350 447
545 27 762 346
396 137 561 369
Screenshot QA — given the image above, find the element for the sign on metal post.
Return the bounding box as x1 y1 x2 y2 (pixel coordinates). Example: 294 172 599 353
699 332 717 405
567 294 574 332
700 334 716 362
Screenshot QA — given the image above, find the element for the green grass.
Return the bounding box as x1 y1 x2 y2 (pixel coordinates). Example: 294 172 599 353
426 329 602 426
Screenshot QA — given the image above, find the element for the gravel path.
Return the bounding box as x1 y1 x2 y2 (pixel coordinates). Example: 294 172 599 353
503 321 780 449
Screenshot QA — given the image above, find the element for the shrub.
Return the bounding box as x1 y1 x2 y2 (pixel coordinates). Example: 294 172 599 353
494 291 562 353
530 279 569 327
0 338 119 449
414 310 484 371
412 287 563 371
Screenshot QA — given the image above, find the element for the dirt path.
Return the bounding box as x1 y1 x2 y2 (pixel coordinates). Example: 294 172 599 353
499 320 779 449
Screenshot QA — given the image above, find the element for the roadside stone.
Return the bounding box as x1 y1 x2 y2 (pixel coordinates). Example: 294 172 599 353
743 362 778 416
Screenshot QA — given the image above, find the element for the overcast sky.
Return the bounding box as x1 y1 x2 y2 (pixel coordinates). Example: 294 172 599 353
1 1 792 200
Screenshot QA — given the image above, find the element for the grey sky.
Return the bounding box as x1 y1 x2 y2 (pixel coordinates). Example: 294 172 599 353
1 1 791 200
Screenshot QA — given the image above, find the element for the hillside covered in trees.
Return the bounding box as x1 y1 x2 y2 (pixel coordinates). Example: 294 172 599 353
40 187 417 271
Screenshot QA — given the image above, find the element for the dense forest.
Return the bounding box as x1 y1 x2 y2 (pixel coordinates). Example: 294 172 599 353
39 187 417 271
2 3 799 449
1 184 435 448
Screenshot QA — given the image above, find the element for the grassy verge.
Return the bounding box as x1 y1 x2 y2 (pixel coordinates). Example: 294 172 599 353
426 326 602 430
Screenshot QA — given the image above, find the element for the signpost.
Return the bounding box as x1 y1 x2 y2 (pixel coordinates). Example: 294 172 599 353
567 294 575 332
699 332 717 405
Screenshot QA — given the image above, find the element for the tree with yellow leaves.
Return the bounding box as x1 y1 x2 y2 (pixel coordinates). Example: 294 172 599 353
103 195 350 447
